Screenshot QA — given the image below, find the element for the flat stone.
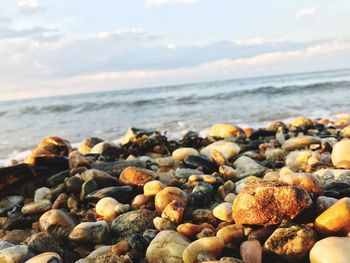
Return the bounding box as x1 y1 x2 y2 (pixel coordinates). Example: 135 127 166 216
309 237 350 263
69 221 109 243
232 181 312 225
233 156 266 180
172 148 199 161
209 123 242 138
146 230 190 263
119 167 158 188
0 245 28 263
200 141 240 161
21 200 52 215
282 136 321 151
263 221 317 262
39 209 76 239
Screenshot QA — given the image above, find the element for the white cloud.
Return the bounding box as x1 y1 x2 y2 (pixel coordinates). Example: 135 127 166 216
18 0 40 8
234 37 266 46
146 0 197 7
295 7 317 18
17 0 45 14
167 43 177 49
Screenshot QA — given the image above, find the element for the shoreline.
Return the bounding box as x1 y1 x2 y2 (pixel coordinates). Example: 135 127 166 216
1 115 350 262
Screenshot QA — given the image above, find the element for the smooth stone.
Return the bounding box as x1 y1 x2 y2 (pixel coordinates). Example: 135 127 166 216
265 149 284 161
175 168 203 180
79 169 117 186
341 125 350 138
95 197 120 220
292 117 313 129
285 150 319 172
85 186 133 202
191 182 214 207
143 180 165 197
314 169 350 185
0 195 23 215
263 221 317 262
129 233 149 258
219 165 238 181
232 181 312 225
119 127 155 145
183 155 217 174
119 167 158 188
309 237 350 263
91 159 146 176
0 240 15 250
200 141 240 161
52 193 68 209
131 194 154 210
64 176 83 194
235 176 261 194
224 193 236 203
247 226 276 244
209 123 241 138
78 137 103 155
172 148 199 161
155 187 189 214
233 156 266 180
80 179 98 199
216 224 244 244
161 200 185 224
69 221 109 243
90 142 117 155
315 197 350 235
111 209 156 240
68 151 90 168
26 231 63 256
240 240 262 263
153 217 177 231
213 202 233 222
39 209 76 239
155 157 175 167
282 136 321 151
3 229 31 244
25 252 62 263
34 187 52 202
278 173 323 195
0 245 28 263
47 170 69 187
332 140 350 169
21 200 52 215
146 230 190 263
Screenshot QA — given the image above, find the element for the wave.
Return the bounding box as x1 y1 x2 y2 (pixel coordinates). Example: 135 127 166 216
1 80 348 117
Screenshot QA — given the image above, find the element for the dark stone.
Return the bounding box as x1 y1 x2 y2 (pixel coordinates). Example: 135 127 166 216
47 170 69 187
64 176 83 194
191 182 214 207
91 160 146 177
85 186 134 203
129 233 148 258
80 180 98 199
183 155 217 174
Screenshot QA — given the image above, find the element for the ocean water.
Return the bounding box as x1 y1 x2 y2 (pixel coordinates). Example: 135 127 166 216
0 68 350 162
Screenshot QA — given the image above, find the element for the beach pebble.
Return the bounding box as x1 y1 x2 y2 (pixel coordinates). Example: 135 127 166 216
240 240 262 263
34 187 52 202
26 231 63 256
64 176 83 194
216 224 244 244
155 156 175 167
233 156 266 180
278 173 323 195
292 117 313 129
155 187 188 214
153 217 177 231
314 168 350 185
175 168 203 180
265 148 284 161
144 180 165 197
232 181 312 225
161 200 185 224
78 137 103 155
39 209 76 239
309 237 350 263
146 230 190 263
69 221 109 243
131 194 154 210
21 200 52 215
182 237 224 263
119 167 158 188
177 223 204 239
247 226 276 244
111 209 156 240
0 245 28 263
172 148 199 161
68 151 90 168
332 140 350 169
0 195 23 215
200 141 240 161
25 252 63 263
219 165 238 181
282 136 321 151
213 202 233 222
52 193 68 209
89 141 116 155
263 221 317 262
209 123 242 138
341 125 350 138
314 197 350 235
95 197 120 220
2 229 31 244
285 150 319 171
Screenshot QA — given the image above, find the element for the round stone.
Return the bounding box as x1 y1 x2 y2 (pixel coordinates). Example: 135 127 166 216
209 123 241 138
172 148 199 161
282 136 321 151
332 140 350 169
309 237 350 263
95 197 120 220
78 137 103 155
25 252 63 263
69 221 109 243
213 202 233 222
39 209 76 239
34 187 52 202
119 167 158 188
200 141 240 161
144 180 165 197
21 200 52 215
155 187 189 215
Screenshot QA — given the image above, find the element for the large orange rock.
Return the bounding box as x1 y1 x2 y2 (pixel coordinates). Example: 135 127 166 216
232 181 312 225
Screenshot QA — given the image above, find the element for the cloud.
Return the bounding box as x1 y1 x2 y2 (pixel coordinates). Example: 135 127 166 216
0 26 61 42
234 37 266 46
17 0 45 14
295 7 317 18
146 0 197 7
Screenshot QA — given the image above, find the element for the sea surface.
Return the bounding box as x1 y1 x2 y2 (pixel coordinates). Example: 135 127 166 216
1 68 350 163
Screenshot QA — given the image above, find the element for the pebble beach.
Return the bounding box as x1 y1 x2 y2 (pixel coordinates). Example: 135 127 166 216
1 115 350 263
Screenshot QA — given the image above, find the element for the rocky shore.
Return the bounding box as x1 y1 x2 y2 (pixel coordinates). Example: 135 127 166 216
1 116 350 263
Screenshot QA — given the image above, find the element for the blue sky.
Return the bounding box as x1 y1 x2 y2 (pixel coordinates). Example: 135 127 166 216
0 0 349 100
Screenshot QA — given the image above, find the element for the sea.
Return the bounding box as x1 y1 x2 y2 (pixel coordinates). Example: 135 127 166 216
1 68 350 165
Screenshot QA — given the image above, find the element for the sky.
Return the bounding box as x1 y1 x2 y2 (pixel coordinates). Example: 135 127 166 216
0 0 350 101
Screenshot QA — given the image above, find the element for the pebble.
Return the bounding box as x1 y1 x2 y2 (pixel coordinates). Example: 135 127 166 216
95 197 121 220
232 181 312 225
39 209 76 239
240 240 262 263
161 200 185 224
21 199 52 215
200 141 240 161
143 180 165 197
64 176 83 194
265 148 284 161
78 137 103 155
69 221 109 243
315 196 338 213
153 216 177 231
26 231 63 256
25 252 63 263
175 168 203 180
332 140 350 169
0 195 23 215
285 150 319 172
309 237 350 263
119 167 158 188
314 197 350 235
216 224 244 244
278 173 323 195
233 156 266 180
155 187 188 214
213 202 233 222
292 117 313 129
263 221 317 262
209 123 241 138
0 245 28 263
282 136 321 151
182 237 224 263
172 148 199 161
146 230 190 263
341 125 350 138
34 187 52 202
